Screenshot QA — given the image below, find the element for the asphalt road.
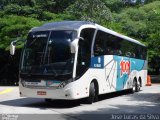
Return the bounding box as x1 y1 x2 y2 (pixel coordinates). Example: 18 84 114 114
0 84 160 120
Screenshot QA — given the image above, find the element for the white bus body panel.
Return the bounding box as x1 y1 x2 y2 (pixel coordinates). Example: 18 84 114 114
19 55 147 100
19 21 147 100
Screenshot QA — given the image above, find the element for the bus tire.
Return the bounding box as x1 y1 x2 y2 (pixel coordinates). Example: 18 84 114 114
137 81 141 92
86 82 96 104
132 80 140 93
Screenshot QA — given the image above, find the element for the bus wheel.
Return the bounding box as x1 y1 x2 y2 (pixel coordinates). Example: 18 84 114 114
137 81 141 92
132 80 140 92
86 82 96 104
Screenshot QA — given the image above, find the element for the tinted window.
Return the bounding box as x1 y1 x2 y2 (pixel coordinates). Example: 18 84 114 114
94 31 105 56
76 28 95 78
94 30 147 60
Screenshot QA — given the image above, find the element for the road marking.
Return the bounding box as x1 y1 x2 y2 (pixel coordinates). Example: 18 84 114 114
0 88 14 95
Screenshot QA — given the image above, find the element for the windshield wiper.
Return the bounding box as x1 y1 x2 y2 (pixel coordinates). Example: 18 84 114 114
29 37 38 46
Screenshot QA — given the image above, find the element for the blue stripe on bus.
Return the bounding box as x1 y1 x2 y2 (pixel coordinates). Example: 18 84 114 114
90 55 145 91
113 56 145 91
90 56 104 69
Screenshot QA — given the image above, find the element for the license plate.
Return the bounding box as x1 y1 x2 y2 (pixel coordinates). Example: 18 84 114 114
37 91 46 95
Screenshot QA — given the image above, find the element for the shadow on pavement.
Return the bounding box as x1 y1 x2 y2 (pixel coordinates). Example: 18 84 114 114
0 89 160 111
64 92 160 120
0 98 81 108
0 90 132 109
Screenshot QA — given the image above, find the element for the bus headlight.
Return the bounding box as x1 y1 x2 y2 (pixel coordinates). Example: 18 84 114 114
58 79 73 88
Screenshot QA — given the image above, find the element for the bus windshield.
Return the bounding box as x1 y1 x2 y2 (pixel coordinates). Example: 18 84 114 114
21 30 77 80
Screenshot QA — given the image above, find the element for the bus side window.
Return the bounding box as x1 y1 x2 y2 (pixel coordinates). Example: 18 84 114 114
126 52 131 57
116 50 122 56
76 28 95 78
94 41 104 56
105 47 112 55
94 31 104 56
132 53 136 58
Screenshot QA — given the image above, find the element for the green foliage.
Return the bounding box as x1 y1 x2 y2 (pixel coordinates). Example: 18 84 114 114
36 0 56 12
4 4 38 16
50 0 76 13
102 0 123 12
0 0 160 74
112 1 160 68
0 15 42 49
66 0 112 24
0 0 36 8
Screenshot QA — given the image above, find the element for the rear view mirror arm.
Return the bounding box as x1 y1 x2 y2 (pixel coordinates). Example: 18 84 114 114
10 39 26 55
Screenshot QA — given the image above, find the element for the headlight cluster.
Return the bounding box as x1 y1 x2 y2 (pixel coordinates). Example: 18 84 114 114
58 79 73 88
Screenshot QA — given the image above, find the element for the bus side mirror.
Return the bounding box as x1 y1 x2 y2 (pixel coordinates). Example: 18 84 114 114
70 37 84 53
79 37 84 41
10 41 16 55
10 39 25 55
70 39 79 53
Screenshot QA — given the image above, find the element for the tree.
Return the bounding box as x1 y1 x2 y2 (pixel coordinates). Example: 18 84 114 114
112 1 160 73
102 0 123 12
66 0 112 24
0 15 42 49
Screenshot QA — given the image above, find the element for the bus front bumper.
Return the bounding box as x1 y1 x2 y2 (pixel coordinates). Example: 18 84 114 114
19 83 87 100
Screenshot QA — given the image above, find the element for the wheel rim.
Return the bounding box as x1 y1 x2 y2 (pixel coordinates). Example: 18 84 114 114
132 81 137 92
133 85 136 92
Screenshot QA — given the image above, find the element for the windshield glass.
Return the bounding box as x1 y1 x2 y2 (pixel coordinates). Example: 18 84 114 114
21 30 76 80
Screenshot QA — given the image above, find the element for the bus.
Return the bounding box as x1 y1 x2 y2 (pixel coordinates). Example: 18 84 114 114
10 21 147 103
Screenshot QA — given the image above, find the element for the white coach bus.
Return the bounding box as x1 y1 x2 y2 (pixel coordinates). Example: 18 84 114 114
10 21 147 103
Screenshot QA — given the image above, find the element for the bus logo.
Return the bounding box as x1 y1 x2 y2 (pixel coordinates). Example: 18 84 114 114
43 68 47 74
98 57 101 63
120 59 130 77
91 56 104 69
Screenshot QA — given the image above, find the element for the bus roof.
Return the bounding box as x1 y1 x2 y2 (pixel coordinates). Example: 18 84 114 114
95 24 145 47
31 21 94 31
31 21 145 47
